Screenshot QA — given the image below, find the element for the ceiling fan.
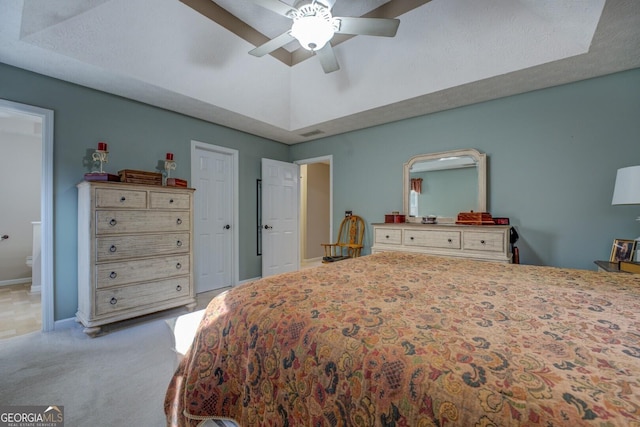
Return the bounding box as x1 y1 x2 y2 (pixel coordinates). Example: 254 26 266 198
249 0 400 73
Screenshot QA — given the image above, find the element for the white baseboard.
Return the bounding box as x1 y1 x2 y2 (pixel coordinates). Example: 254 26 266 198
54 317 78 331
238 276 260 285
0 277 32 287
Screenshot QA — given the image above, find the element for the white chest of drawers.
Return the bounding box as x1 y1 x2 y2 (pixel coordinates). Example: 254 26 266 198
77 181 196 336
371 223 512 263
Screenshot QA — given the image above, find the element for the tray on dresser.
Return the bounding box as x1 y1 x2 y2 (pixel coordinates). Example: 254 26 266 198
118 169 162 185
84 172 120 182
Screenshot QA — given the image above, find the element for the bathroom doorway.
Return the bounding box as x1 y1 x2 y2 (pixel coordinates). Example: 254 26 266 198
0 99 54 336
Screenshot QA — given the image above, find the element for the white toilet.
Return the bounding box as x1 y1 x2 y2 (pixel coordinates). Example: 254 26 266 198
26 221 41 295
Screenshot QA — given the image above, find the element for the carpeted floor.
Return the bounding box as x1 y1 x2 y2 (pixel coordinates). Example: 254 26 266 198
0 289 236 426
0 316 177 425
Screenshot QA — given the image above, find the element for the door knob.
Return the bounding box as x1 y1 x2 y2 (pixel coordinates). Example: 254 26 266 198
264 225 273 230
224 224 231 230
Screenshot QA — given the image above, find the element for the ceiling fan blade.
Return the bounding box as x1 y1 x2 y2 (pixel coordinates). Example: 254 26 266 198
253 0 296 17
335 17 400 37
315 44 340 74
249 31 296 57
316 0 337 10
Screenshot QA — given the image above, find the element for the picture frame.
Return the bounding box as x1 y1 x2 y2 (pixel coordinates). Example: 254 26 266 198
609 239 636 262
493 217 510 225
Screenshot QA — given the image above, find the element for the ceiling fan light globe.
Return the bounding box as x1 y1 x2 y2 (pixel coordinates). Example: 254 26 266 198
291 15 335 51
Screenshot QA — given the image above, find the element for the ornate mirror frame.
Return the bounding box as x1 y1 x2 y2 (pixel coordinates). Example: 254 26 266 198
403 148 487 221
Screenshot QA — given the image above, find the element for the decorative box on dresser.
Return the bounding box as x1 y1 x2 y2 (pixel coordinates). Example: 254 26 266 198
372 223 512 263
77 181 196 337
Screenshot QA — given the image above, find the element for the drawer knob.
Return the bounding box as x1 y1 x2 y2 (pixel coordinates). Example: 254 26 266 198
448 239 452 243
109 218 117 226
110 297 117 305
169 198 174 204
109 245 117 253
176 262 182 269
176 218 182 225
120 196 126 202
109 271 117 279
386 235 390 239
176 240 183 247
480 240 486 245
176 285 182 292
410 236 414 240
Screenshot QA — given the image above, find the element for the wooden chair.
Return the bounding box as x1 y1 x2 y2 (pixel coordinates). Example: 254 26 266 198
321 215 365 263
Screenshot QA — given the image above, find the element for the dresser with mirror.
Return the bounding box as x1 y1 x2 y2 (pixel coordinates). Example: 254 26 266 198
372 149 512 263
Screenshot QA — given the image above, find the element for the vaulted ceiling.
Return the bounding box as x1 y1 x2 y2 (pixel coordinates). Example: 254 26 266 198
1 0 639 144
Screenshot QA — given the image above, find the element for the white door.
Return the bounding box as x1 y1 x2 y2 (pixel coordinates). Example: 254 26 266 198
192 143 237 292
262 158 299 277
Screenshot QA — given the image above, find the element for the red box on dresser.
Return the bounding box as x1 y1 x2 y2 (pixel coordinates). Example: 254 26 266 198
384 214 406 223
455 211 494 225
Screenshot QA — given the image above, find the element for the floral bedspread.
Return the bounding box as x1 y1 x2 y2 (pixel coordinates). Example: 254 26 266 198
165 252 640 426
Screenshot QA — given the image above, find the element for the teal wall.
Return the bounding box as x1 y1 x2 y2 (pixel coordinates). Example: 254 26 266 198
2 62 639 321
0 63 288 321
291 68 640 270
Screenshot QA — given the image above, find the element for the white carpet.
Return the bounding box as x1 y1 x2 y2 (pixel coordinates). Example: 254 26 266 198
165 309 205 360
0 315 181 426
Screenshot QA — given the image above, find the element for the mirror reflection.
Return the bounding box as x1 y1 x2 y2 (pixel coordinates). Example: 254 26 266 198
403 149 486 220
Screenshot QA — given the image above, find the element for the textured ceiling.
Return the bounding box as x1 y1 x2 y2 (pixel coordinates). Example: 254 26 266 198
215 0 391 42
0 0 639 145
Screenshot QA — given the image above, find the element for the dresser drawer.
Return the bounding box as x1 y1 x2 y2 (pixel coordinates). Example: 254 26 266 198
96 233 190 262
404 229 461 249
95 276 191 315
463 231 505 252
96 210 190 235
96 254 190 289
375 228 402 245
150 191 191 210
95 188 147 209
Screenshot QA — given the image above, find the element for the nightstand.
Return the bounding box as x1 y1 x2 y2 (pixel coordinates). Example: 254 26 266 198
594 260 627 273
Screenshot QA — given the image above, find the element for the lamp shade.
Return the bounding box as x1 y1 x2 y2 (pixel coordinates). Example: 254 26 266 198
291 15 335 51
612 165 640 205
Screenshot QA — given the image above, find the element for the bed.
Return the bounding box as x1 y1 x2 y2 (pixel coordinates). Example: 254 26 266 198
165 251 640 426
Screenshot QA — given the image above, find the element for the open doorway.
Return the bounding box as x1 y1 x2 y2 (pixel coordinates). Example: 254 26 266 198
296 156 332 269
0 99 54 336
